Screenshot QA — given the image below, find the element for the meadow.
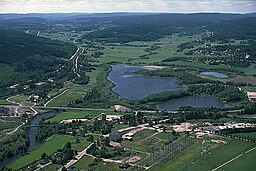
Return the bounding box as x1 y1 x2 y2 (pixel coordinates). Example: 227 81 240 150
180 139 255 171
8 135 95 170
149 140 202 171
0 99 11 105
9 135 76 170
47 69 99 107
221 147 256 171
122 130 158 152
150 138 255 171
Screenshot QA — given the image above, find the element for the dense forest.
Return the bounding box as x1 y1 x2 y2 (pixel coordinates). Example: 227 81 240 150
78 14 256 43
0 29 76 97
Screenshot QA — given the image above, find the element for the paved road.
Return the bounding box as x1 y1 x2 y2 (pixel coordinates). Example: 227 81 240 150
69 47 80 61
73 47 84 78
59 143 94 170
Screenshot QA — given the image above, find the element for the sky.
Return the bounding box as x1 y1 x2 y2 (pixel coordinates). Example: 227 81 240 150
0 0 255 14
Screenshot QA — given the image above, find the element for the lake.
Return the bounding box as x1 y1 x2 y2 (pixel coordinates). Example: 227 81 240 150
200 72 228 78
108 64 181 100
156 96 226 110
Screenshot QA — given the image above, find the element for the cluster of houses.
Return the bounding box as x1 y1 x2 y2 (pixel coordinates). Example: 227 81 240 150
196 122 256 134
173 122 256 135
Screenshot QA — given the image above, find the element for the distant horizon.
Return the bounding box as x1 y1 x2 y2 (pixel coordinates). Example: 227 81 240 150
0 0 255 14
0 11 255 15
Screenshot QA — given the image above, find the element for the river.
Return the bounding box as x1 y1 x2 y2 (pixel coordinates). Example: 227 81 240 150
0 112 58 169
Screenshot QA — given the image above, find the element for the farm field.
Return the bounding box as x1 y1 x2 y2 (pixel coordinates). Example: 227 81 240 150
99 45 149 64
47 69 99 107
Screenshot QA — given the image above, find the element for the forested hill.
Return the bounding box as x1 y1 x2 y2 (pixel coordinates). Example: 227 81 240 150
76 13 255 43
205 17 256 41
0 29 76 96
0 29 76 65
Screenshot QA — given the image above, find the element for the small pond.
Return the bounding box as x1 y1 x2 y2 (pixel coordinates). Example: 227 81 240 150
200 72 228 79
156 96 227 110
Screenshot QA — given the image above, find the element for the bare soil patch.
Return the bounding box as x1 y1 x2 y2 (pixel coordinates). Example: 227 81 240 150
126 156 141 163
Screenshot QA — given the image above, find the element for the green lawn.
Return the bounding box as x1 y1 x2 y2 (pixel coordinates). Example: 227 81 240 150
9 135 76 170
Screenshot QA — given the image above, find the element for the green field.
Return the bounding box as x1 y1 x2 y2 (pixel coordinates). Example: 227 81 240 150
234 132 256 139
150 140 202 171
155 132 173 141
99 45 149 64
0 99 11 105
122 130 157 152
74 158 125 171
73 155 95 170
239 64 256 76
9 135 76 170
132 130 156 142
150 138 256 171
221 147 256 171
182 139 255 171
46 110 113 123
71 137 92 152
47 69 99 107
8 95 29 104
